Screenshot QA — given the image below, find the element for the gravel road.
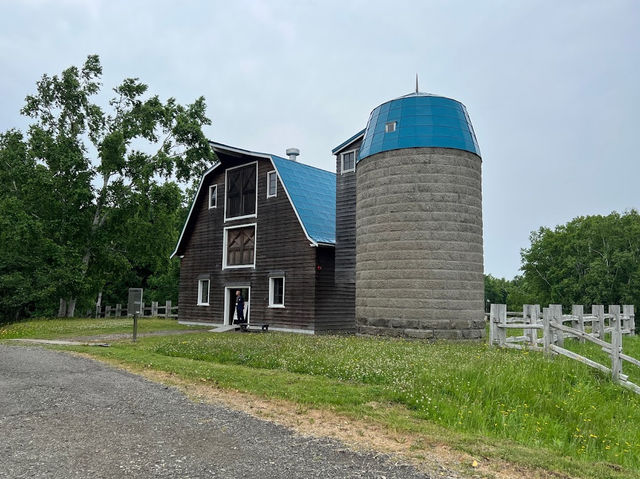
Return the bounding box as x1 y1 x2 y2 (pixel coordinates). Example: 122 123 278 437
0 345 431 478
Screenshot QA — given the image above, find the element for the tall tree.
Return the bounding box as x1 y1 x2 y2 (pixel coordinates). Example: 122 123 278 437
3 55 214 318
520 210 640 309
0 130 62 321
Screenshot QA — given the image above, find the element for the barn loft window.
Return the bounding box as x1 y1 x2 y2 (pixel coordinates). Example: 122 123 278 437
266 171 277 198
225 163 257 220
208 184 217 209
269 276 285 307
197 279 210 306
224 224 256 268
385 121 397 133
341 151 356 173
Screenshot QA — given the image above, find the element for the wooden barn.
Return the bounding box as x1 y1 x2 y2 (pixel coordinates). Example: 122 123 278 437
174 89 485 339
171 142 355 333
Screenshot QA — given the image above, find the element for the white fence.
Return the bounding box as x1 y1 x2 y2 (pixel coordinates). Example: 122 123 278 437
489 304 639 394
97 300 178 319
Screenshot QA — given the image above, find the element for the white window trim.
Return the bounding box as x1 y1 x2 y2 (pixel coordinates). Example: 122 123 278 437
266 170 277 198
268 276 285 308
208 184 217 209
224 161 259 222
340 149 356 174
222 223 257 270
385 121 397 133
197 279 210 306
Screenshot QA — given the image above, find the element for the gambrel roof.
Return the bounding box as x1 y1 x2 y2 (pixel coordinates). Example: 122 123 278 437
171 142 335 258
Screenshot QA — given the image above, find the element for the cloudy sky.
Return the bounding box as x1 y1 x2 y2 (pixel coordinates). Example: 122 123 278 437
1 0 639 279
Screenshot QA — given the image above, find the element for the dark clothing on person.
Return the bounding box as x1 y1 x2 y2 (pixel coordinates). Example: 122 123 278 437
235 295 245 323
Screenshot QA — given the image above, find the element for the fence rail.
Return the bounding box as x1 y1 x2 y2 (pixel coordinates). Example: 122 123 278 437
96 300 178 319
489 304 639 394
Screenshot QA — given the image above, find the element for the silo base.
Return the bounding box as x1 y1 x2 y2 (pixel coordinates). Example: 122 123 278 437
356 318 486 340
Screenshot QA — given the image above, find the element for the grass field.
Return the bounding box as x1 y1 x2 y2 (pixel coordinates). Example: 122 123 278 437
0 317 201 340
2 318 640 479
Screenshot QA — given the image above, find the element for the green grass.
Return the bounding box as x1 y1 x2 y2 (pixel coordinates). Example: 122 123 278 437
563 334 640 385
0 317 202 340
3 318 640 478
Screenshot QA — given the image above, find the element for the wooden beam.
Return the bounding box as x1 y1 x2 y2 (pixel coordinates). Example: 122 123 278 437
550 344 612 376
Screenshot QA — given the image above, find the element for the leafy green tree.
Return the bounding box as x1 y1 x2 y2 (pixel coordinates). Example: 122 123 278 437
520 211 640 309
484 274 508 310
1 55 214 320
484 274 535 312
0 131 59 320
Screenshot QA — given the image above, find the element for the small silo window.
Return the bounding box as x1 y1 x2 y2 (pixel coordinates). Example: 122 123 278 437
385 121 397 133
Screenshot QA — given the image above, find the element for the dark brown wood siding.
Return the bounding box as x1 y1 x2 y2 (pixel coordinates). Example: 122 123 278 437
178 156 318 331
331 138 361 327
314 246 356 333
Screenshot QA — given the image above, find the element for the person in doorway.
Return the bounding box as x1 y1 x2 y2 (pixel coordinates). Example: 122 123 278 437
235 290 245 324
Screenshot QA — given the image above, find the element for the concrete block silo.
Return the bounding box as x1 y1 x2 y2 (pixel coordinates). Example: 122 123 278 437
355 91 484 339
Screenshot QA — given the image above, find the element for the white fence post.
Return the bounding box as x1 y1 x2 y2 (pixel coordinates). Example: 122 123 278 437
608 304 620 334
497 304 507 347
524 304 538 347
572 305 584 343
151 301 158 317
623 305 635 336
115 304 122 317
551 304 563 347
523 304 532 344
611 307 622 383
543 307 552 356
105 305 111 318
489 303 497 346
165 300 172 319
593 305 605 339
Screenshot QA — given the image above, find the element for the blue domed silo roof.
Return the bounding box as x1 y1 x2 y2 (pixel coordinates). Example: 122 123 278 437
358 92 481 161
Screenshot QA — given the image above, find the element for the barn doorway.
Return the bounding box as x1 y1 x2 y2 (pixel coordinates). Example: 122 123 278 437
224 286 250 326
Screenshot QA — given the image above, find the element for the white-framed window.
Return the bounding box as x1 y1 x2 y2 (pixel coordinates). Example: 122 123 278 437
224 162 258 222
341 150 356 174
269 276 285 308
209 184 217 209
222 223 257 269
385 121 397 133
266 171 277 198
197 279 210 306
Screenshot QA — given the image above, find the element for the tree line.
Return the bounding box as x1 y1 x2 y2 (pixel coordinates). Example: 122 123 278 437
485 210 640 311
0 56 215 322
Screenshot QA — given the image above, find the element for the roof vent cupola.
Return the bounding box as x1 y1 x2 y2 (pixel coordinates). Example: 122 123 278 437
286 148 300 161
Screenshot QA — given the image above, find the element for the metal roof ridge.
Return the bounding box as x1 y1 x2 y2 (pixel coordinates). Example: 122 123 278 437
209 141 272 159
331 128 366 154
270 154 335 176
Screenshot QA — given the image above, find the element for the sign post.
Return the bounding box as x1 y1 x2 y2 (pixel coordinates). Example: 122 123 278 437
128 288 143 342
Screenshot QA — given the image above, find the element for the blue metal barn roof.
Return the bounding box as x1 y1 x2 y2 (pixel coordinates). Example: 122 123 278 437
359 92 481 161
270 155 336 245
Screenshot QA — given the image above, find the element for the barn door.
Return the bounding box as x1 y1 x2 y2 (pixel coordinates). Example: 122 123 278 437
225 287 250 325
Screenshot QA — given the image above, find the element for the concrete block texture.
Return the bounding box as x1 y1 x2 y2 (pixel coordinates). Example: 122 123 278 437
355 147 484 338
